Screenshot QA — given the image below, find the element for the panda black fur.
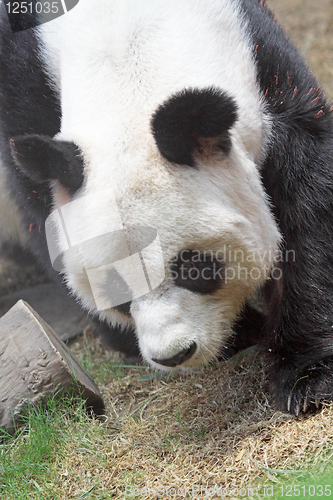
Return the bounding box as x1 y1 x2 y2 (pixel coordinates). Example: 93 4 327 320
0 0 332 416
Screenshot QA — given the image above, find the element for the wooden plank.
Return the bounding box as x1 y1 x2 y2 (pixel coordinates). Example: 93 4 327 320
0 300 104 434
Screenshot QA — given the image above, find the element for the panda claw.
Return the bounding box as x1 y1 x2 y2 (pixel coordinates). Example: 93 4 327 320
274 358 333 415
303 397 308 413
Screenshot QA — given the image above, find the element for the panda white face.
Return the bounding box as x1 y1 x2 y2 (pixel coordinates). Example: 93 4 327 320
46 139 279 369
12 0 281 369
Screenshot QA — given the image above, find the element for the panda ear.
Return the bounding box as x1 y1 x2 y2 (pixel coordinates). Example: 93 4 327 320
10 134 84 193
151 87 238 167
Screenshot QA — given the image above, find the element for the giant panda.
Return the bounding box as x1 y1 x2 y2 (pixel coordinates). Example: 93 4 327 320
0 0 333 416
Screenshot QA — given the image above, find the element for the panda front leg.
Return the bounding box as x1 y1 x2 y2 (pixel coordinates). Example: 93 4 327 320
0 159 28 253
263 196 333 416
268 351 333 416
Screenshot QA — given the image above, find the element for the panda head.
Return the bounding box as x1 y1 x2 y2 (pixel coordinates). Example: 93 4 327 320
11 85 280 370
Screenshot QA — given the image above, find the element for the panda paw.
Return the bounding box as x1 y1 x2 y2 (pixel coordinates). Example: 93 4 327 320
271 356 333 416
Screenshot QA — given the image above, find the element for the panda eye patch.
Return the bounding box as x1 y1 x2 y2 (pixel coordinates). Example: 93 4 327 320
151 88 238 167
100 268 133 305
170 250 224 294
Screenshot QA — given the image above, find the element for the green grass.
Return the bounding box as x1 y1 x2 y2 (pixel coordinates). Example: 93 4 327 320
249 453 333 500
254 472 333 499
0 393 102 500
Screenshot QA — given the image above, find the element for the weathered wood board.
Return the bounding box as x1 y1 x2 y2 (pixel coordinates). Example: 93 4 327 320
0 300 104 434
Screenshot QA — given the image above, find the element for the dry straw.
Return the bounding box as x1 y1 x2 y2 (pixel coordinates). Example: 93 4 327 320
55 330 333 499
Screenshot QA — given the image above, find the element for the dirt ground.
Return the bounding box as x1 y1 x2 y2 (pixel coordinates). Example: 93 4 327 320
268 0 333 98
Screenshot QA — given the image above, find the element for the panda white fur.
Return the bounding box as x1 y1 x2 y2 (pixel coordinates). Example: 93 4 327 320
0 0 333 416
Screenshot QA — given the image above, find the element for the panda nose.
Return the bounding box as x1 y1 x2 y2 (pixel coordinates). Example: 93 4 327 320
152 342 197 367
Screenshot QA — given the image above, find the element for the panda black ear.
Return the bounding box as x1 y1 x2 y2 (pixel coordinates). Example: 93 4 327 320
151 87 238 167
10 134 84 194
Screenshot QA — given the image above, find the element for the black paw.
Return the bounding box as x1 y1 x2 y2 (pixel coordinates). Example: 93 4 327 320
270 357 333 416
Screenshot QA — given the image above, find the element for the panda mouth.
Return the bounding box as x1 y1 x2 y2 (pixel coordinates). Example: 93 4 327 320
151 342 197 368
